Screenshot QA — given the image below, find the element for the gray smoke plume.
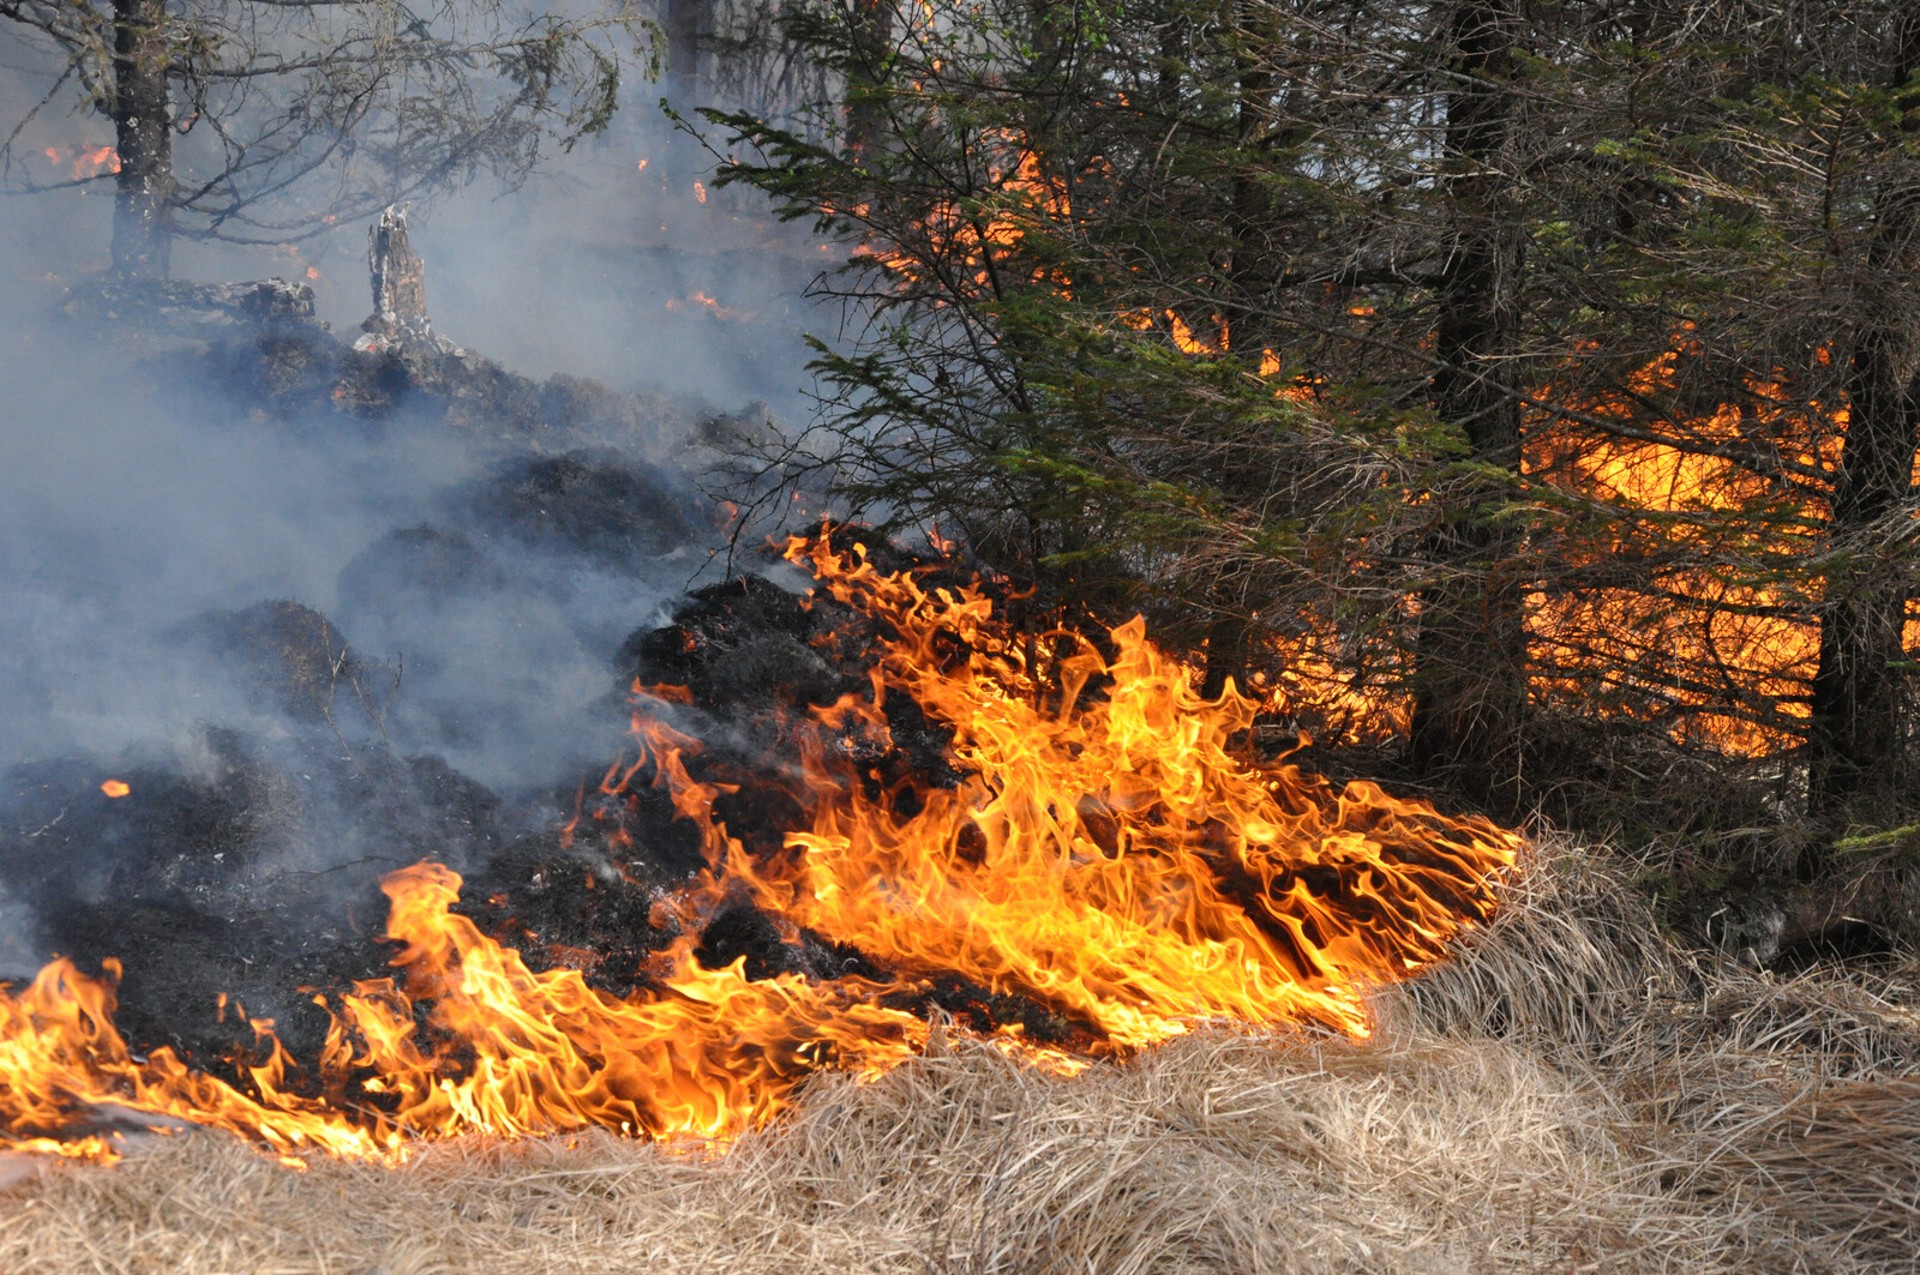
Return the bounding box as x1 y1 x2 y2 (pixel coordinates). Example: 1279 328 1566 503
0 35 837 1001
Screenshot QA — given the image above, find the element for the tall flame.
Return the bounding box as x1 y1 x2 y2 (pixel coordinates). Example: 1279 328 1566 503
716 538 1514 1044
0 536 1515 1164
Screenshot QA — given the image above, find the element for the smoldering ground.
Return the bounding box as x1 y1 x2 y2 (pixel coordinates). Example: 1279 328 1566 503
0 75 841 1076
0 283 729 1046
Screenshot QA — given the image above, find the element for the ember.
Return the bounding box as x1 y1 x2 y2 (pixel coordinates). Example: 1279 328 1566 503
0 534 1515 1163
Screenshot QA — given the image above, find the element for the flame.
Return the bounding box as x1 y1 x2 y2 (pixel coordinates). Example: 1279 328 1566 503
1251 349 1327 403
1246 622 1410 748
42 145 119 179
1167 311 1228 355
1241 325 1881 757
843 134 1074 296
0 869 926 1164
716 537 1514 1046
693 181 708 204
99 780 130 799
0 536 1514 1163
1524 335 1859 753
665 292 752 321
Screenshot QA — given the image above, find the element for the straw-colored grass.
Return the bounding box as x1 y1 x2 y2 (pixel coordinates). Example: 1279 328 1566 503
3 835 1916 1273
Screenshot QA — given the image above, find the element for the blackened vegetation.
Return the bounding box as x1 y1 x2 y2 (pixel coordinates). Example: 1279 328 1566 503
69 265 687 456
545 532 1081 1044
472 452 697 567
0 275 724 1098
0 279 1087 1104
173 601 398 728
198 318 688 449
338 527 504 620
0 730 498 1065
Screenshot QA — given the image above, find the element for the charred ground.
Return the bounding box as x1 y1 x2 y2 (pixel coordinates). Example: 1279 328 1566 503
0 282 1086 1094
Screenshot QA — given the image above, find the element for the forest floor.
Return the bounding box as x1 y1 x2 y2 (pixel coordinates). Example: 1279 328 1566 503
1 835 1914 1274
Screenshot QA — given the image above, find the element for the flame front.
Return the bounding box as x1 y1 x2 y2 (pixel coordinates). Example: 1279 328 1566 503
0 868 925 1163
0 538 1514 1163
725 538 1515 1044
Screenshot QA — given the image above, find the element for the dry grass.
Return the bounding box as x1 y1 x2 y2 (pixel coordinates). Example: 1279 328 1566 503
2 835 1916 1274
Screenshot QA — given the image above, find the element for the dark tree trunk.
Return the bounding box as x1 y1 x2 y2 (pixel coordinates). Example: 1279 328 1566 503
1407 0 1529 814
110 0 173 277
1187 3 1287 703
1226 0 1275 378
1807 319 1920 840
845 1 896 160
665 0 707 101
1154 1 1189 113
1805 18 1920 846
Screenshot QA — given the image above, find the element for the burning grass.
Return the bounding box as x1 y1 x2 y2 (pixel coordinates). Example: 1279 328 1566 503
2 838 1915 1273
0 1034 1648 1274
0 536 1913 1267
0 532 1517 1160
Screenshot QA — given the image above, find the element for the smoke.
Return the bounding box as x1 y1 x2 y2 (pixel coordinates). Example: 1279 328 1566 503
0 18 845 994
413 111 826 414
0 289 751 751
0 9 840 756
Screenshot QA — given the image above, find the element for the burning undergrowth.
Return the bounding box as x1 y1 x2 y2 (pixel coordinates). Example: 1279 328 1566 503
0 519 1516 1164
5 842 1918 1274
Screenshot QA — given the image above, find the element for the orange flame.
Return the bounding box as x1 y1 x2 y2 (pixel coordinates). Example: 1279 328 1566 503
0 537 1514 1163
729 538 1515 1045
99 780 130 799
843 134 1074 296
42 145 119 180
0 869 925 1164
1524 335 1859 753
1167 311 1228 355
665 292 751 320
1235 326 1874 754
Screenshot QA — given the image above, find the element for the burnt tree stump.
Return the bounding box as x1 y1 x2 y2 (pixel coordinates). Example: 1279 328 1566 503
356 205 459 355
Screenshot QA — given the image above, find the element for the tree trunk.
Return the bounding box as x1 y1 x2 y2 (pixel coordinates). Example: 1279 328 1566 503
845 1 896 160
1154 0 1188 113
1185 1 1278 703
1805 19 1920 846
1807 322 1920 840
110 0 173 277
1407 0 1528 814
664 0 707 102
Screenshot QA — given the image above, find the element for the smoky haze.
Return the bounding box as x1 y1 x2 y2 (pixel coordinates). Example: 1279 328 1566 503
0 41 840 992
0 101 824 773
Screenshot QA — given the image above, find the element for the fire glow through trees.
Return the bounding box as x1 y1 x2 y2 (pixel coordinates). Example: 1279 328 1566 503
0 534 1517 1164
